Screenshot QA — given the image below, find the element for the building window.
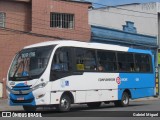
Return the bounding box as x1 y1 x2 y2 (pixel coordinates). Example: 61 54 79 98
0 12 5 27
50 12 74 29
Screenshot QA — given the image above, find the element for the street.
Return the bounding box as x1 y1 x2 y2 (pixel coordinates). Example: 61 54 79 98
0 97 160 117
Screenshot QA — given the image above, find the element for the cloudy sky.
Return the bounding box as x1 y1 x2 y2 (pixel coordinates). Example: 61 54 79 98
84 0 160 7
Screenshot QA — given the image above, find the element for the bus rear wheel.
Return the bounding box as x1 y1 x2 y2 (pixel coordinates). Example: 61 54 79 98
87 102 101 108
57 95 71 112
114 92 129 107
23 106 37 111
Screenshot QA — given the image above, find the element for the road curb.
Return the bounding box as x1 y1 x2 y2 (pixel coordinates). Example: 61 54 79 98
131 97 160 102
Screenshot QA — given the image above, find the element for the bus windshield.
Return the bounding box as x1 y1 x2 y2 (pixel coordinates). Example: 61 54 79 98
9 45 55 81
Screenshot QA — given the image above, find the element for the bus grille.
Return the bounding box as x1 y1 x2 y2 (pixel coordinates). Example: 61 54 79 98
11 98 34 103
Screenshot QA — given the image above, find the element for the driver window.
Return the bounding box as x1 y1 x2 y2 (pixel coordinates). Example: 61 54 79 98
52 47 71 71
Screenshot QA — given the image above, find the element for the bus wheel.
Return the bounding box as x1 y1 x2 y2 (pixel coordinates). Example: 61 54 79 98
23 106 37 111
57 95 71 112
87 102 101 108
114 92 129 107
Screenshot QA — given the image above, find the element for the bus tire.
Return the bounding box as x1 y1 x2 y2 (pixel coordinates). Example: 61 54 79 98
57 95 71 112
114 92 129 107
87 102 101 108
23 106 37 111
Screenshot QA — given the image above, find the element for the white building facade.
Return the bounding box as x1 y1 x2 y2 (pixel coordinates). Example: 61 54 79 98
89 2 160 38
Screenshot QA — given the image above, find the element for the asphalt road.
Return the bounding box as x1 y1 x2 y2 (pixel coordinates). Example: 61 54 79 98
41 100 160 117
1 98 160 117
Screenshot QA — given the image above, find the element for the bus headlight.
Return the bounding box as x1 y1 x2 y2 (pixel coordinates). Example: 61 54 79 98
36 94 45 99
32 82 48 91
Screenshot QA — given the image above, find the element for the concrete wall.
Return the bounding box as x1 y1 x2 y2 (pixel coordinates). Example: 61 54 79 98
89 2 159 36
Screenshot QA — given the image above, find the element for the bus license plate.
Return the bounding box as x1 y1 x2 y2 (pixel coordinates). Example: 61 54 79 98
17 97 24 100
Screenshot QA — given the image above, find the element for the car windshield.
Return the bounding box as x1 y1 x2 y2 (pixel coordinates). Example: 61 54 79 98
9 45 55 81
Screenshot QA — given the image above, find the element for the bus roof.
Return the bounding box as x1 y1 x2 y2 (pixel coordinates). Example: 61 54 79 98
24 40 152 54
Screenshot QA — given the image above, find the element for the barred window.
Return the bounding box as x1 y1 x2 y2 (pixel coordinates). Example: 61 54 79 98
50 13 74 29
0 12 5 27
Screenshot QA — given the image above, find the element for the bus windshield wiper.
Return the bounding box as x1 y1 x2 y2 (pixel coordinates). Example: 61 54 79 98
12 61 22 78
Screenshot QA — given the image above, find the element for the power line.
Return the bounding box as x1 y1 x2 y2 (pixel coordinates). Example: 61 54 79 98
2 4 156 36
6 15 90 32
0 19 90 40
5 13 156 36
89 8 156 19
3 9 156 38
4 11 90 30
0 0 157 38
0 0 156 35
0 0 157 31
7 0 155 19
0 27 64 39
1 3 91 39
83 0 158 15
4 19 90 37
53 0 157 18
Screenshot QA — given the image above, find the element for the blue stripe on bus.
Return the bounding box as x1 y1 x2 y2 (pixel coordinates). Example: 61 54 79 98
118 73 155 100
128 48 152 54
117 48 155 100
118 88 155 100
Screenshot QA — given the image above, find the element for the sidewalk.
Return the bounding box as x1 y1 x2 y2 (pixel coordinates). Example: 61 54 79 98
0 98 22 111
131 96 160 102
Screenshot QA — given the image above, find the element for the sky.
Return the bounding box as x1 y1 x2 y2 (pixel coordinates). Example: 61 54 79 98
83 0 160 8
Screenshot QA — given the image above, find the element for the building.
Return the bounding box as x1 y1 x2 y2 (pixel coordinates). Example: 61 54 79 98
0 0 91 98
89 2 159 95
89 2 160 40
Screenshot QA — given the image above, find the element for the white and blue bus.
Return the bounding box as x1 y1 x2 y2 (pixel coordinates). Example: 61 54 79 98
7 40 155 111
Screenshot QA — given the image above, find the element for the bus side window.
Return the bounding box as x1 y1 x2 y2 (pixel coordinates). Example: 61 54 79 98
135 54 151 72
52 48 70 71
97 50 117 72
75 48 96 71
117 53 134 72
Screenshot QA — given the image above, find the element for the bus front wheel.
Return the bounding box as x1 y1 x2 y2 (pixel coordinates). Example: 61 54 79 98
23 106 37 111
57 95 71 112
114 92 129 107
